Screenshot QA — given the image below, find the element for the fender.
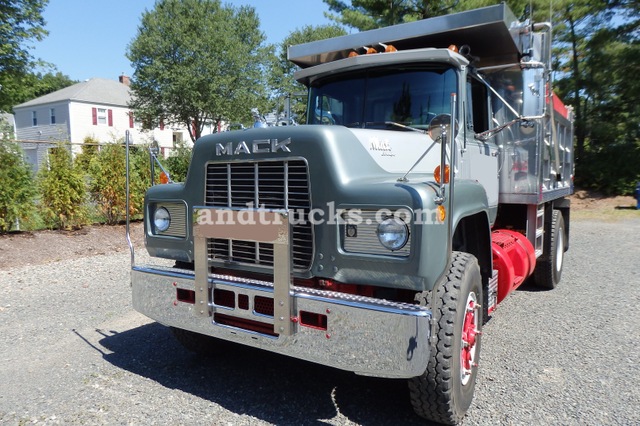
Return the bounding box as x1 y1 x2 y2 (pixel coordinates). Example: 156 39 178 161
451 179 491 232
450 178 493 278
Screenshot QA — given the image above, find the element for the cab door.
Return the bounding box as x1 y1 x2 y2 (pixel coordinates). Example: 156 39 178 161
462 76 499 217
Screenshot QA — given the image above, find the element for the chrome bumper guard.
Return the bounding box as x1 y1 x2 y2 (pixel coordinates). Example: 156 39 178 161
131 207 432 379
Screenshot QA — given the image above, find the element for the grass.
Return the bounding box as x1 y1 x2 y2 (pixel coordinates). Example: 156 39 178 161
572 205 639 221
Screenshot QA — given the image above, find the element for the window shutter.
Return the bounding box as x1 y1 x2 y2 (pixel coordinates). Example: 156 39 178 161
129 112 134 128
108 109 113 126
92 107 97 125
159 119 165 130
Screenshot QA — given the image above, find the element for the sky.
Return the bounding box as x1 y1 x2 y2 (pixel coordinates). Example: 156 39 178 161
31 0 335 82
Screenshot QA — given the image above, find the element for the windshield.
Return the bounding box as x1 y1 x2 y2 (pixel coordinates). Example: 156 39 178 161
307 66 457 130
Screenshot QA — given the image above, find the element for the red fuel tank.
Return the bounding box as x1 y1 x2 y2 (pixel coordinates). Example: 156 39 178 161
491 229 536 303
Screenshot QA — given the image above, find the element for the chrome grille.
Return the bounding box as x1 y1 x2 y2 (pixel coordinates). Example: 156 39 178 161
204 159 313 270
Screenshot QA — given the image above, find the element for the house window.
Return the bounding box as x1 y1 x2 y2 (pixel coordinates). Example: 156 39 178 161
91 108 113 127
32 111 37 126
97 108 107 125
92 107 113 126
50 108 56 125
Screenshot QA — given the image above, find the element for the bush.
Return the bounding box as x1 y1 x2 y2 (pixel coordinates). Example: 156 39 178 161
74 136 100 171
88 142 149 225
164 140 192 182
0 141 38 232
38 144 87 229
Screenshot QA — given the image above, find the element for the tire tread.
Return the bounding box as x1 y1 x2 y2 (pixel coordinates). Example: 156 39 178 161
408 252 481 425
534 209 564 289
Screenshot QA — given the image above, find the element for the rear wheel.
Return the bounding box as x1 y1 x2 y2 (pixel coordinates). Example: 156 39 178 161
409 252 483 425
534 209 565 289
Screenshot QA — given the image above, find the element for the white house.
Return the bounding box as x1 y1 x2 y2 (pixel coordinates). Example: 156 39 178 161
12 76 202 171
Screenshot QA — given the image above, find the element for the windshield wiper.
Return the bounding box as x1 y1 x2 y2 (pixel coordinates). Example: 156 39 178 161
384 121 427 134
344 121 426 134
348 121 423 131
344 122 362 128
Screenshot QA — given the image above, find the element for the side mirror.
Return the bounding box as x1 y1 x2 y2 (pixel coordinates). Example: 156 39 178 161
428 114 458 142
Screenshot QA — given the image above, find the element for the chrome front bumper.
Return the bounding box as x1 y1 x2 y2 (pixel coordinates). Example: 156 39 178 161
132 207 431 379
131 265 432 379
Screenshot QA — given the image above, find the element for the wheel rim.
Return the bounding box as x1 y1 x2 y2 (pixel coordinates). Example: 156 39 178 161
460 291 479 386
555 228 564 272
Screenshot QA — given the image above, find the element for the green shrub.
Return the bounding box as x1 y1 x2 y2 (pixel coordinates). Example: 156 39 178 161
38 144 87 230
164 140 192 182
129 144 157 194
74 136 100 171
88 142 150 225
0 140 38 232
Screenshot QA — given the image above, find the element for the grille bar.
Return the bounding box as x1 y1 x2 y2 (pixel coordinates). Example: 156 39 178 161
205 159 312 270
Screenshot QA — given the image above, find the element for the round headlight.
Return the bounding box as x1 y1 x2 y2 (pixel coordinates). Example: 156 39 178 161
154 207 171 232
377 217 409 251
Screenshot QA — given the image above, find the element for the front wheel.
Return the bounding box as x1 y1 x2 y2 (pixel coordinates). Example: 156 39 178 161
409 252 483 425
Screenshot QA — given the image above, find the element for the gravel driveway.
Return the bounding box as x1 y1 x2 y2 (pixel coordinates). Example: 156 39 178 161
1 218 638 425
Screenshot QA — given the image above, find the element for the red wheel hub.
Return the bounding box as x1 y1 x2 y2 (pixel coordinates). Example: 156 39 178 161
460 294 479 385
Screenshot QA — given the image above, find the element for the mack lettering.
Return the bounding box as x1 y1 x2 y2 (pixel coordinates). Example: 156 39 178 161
215 138 291 156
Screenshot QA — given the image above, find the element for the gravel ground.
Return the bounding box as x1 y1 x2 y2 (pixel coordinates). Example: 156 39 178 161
0 218 639 425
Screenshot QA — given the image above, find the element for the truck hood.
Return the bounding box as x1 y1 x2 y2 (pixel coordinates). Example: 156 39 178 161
190 125 440 183
343 127 439 174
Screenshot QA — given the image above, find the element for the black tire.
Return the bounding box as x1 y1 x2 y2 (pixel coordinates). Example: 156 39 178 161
170 327 219 356
409 252 483 425
534 209 565 289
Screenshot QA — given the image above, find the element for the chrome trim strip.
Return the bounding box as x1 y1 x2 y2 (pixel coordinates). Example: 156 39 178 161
131 265 432 378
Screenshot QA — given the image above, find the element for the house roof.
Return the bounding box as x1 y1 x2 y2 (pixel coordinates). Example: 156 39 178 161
13 78 131 109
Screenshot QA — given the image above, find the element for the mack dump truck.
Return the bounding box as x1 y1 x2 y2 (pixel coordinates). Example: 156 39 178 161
128 4 573 424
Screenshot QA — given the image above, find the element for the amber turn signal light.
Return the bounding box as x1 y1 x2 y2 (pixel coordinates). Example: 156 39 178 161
159 171 170 184
434 164 450 184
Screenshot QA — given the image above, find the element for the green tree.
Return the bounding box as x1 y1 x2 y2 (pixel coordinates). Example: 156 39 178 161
323 0 543 31
269 25 347 123
569 15 640 194
9 71 75 112
0 118 37 232
1 70 76 113
0 0 48 75
0 0 50 112
548 0 638 194
549 0 611 163
127 0 272 141
38 144 87 230
323 0 466 30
